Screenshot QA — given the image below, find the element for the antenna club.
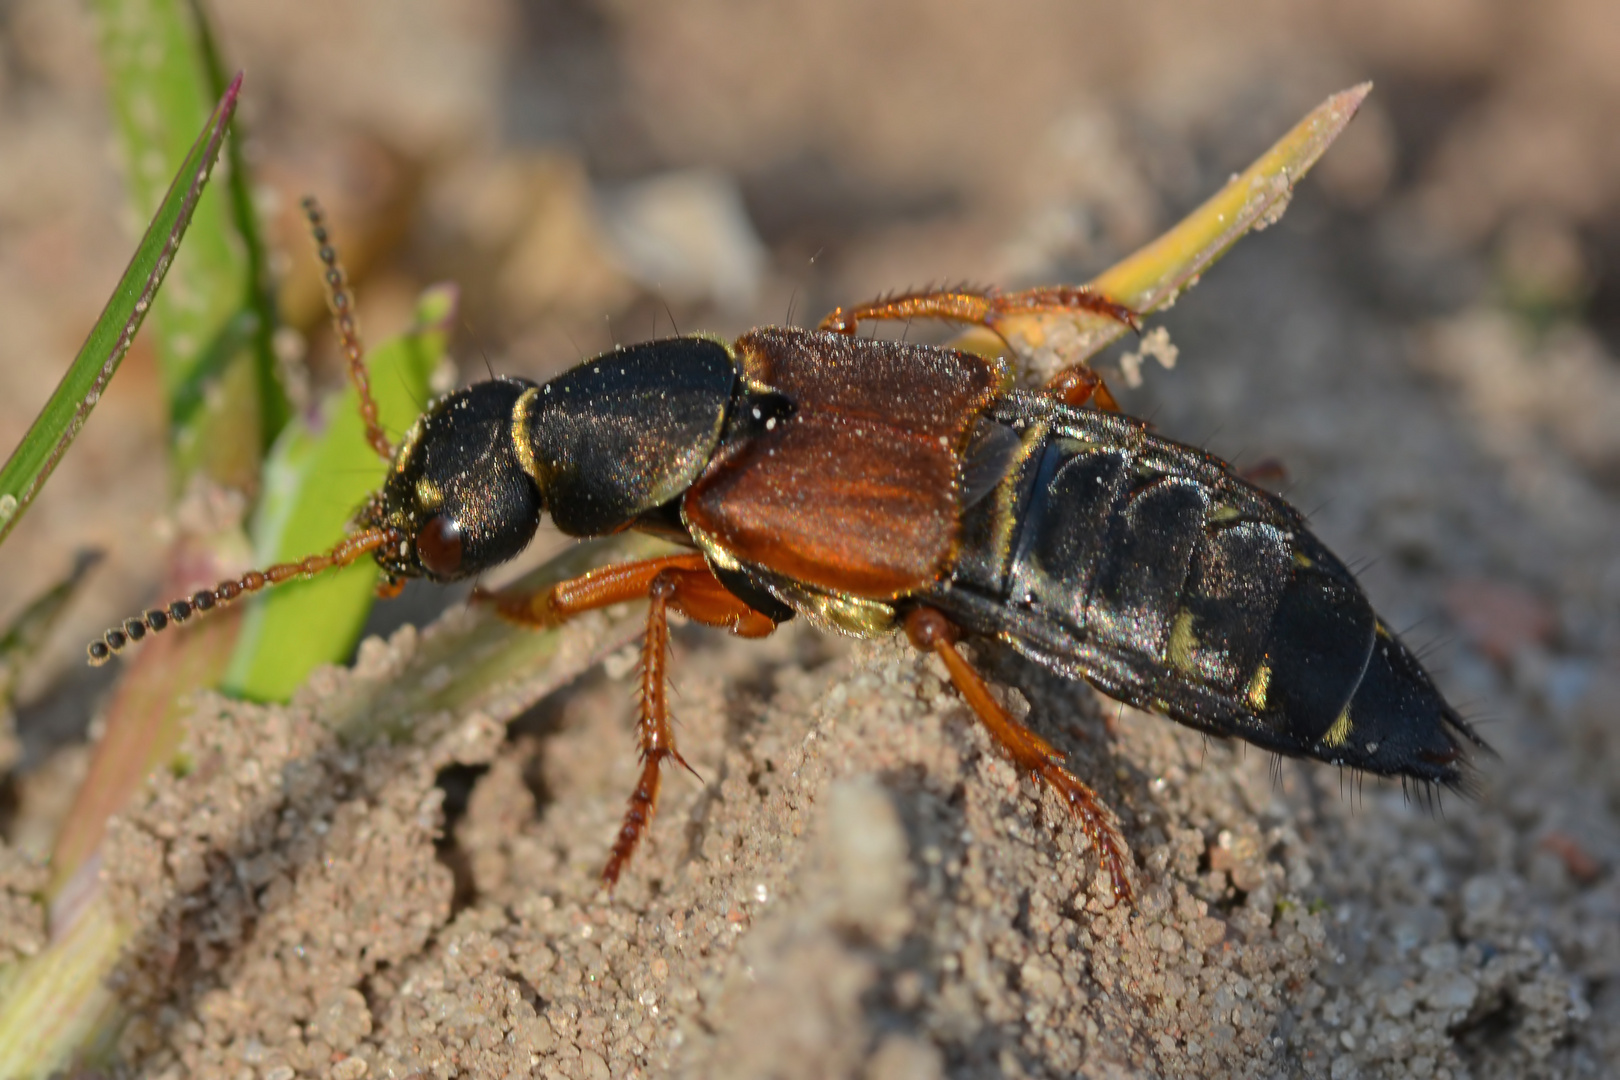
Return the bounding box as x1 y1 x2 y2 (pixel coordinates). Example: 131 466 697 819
85 527 402 666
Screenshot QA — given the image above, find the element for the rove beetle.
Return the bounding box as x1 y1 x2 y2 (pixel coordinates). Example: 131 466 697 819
89 198 1487 904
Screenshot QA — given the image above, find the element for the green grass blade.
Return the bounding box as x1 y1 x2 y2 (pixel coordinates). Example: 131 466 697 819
0 894 126 1077
46 3 283 891
0 74 241 547
969 84 1373 377
1090 85 1372 313
222 286 457 702
93 0 275 487
0 552 103 772
184 0 290 443
0 552 102 706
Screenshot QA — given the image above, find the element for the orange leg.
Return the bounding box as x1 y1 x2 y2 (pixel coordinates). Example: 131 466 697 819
1045 365 1121 412
477 554 777 885
1238 457 1288 490
818 285 1130 413
903 606 1133 904
474 553 710 628
819 284 1141 338
641 565 779 639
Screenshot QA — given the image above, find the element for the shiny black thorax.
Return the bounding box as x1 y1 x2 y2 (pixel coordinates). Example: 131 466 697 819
928 391 1483 787
523 337 736 536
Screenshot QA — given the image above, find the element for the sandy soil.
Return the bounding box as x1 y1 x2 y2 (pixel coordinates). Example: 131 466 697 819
3 1 1620 1077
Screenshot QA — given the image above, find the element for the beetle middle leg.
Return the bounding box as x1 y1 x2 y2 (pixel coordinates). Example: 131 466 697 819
903 605 1134 904
477 554 777 883
1043 364 1121 412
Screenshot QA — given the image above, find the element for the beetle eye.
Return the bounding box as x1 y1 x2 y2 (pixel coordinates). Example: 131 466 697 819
416 514 463 578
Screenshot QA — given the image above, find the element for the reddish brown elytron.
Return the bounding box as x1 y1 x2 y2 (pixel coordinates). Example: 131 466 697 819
683 325 1002 597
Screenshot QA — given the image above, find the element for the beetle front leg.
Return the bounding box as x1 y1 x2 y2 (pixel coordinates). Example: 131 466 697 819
903 605 1134 905
601 569 688 886
473 553 711 627
819 284 1140 338
601 563 779 885
476 555 779 885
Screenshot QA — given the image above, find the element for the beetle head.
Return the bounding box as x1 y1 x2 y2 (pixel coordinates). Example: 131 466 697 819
361 377 543 585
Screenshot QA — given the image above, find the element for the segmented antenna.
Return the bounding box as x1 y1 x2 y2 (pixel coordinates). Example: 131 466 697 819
302 196 393 461
85 526 402 665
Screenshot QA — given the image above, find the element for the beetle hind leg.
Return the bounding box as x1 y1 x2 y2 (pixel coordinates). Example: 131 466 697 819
817 285 1131 413
819 284 1139 338
903 606 1134 904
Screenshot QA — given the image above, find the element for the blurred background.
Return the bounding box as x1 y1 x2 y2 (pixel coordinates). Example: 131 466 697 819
0 0 1618 1063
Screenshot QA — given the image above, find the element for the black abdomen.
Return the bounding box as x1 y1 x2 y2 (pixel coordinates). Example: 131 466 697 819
930 393 1483 788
